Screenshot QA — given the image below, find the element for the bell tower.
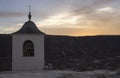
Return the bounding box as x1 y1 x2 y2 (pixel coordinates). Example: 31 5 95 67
12 8 45 71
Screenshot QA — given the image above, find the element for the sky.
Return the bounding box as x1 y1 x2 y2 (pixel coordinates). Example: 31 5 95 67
0 0 120 36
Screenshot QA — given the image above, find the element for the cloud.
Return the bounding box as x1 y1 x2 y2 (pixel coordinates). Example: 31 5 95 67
0 24 22 34
38 12 84 26
0 0 120 36
40 26 120 36
96 7 113 13
40 27 86 36
86 8 119 26
67 0 116 16
36 2 120 36
0 11 25 18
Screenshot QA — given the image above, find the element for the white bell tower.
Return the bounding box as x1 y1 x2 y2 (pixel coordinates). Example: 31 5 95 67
12 8 45 71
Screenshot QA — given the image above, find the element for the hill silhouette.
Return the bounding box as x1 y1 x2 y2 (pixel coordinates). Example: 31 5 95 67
45 35 120 70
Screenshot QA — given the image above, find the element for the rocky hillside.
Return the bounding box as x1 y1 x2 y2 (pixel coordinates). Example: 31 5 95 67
45 35 120 70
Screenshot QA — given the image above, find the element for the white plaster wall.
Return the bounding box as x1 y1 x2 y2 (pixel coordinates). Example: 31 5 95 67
12 34 44 71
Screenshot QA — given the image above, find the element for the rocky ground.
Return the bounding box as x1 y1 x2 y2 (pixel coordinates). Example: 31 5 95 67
0 70 119 78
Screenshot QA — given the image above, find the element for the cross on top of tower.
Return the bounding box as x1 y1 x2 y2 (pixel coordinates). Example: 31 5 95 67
28 5 32 21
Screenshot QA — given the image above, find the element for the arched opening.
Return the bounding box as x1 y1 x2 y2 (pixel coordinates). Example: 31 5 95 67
23 40 34 57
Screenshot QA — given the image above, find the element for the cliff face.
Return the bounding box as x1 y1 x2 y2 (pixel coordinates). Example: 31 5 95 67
45 35 120 70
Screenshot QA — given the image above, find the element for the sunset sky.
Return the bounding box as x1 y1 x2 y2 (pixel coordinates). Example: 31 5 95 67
0 0 120 36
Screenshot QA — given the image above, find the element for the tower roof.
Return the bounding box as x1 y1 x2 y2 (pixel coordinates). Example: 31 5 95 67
13 7 45 34
13 21 45 34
